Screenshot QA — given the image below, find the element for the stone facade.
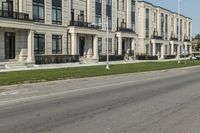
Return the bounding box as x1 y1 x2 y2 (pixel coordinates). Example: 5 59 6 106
137 1 192 59
0 0 192 63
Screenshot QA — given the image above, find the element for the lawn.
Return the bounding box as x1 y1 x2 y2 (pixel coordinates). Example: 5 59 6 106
0 60 200 86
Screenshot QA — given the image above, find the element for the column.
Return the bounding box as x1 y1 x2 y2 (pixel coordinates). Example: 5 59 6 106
152 42 156 56
171 43 174 55
27 30 34 62
93 35 98 59
118 36 122 55
71 33 78 55
131 39 135 51
189 45 192 55
161 44 164 59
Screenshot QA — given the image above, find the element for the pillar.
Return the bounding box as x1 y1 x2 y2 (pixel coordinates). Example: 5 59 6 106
152 42 156 56
27 30 34 62
71 33 77 55
161 44 164 59
93 35 98 59
118 36 122 55
171 43 174 55
131 39 135 51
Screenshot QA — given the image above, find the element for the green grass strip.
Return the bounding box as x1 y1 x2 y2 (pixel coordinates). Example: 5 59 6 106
0 60 200 86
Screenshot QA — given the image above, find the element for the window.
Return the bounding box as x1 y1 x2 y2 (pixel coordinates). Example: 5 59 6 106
52 0 62 24
78 10 84 22
145 8 149 38
106 0 112 29
34 34 45 54
161 13 164 38
131 0 136 31
122 0 125 11
95 0 102 27
98 38 102 53
71 9 74 21
33 0 44 23
108 38 112 53
121 19 126 28
189 22 191 39
52 35 62 54
180 19 182 41
165 15 168 40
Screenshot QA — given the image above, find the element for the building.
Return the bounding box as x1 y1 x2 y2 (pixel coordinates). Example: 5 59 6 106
0 0 192 65
137 1 192 59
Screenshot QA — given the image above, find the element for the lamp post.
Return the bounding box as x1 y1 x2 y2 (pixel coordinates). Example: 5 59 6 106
177 0 181 63
106 16 110 70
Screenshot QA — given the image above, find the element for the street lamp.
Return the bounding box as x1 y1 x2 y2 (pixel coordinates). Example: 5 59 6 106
106 16 110 70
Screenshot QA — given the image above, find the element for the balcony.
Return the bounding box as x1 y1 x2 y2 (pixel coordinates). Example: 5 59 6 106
170 37 178 41
170 33 178 41
70 21 100 29
151 30 163 40
151 35 163 40
0 10 30 21
184 36 191 42
117 27 135 33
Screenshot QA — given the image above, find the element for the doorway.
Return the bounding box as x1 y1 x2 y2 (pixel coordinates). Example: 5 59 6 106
5 32 15 60
79 37 85 57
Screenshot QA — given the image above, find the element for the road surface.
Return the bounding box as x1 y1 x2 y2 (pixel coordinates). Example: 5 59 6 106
0 66 200 133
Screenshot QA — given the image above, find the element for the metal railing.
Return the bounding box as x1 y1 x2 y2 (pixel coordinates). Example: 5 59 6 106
151 35 163 40
117 27 135 33
0 10 30 20
70 21 100 29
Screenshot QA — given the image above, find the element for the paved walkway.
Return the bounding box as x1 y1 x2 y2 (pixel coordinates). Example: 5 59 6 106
0 58 189 73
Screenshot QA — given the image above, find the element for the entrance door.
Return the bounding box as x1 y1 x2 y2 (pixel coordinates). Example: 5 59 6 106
79 37 85 56
5 32 15 60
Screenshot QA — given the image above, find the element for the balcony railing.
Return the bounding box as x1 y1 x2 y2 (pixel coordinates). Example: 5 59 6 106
184 36 191 42
170 37 178 41
117 27 135 33
151 35 163 40
70 21 100 29
0 10 30 20
151 30 163 40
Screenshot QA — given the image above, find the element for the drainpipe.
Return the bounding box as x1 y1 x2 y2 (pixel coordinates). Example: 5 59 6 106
86 0 88 23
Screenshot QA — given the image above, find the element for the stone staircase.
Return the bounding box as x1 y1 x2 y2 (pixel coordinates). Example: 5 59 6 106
1 61 34 69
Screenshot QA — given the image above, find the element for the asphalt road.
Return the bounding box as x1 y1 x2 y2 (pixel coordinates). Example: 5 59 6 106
0 66 200 133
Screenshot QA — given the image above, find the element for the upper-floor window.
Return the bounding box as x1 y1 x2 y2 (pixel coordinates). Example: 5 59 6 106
78 10 84 22
161 13 164 38
71 9 74 21
121 19 126 28
145 8 149 38
106 0 112 29
95 0 102 27
2 0 13 11
122 0 125 11
165 15 168 40
52 0 62 25
33 0 44 23
189 22 191 38
177 18 179 36
180 19 182 40
131 0 136 31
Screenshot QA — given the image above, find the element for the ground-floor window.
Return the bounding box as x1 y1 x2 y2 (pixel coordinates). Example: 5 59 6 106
146 44 149 55
52 35 62 54
165 45 168 55
108 38 112 53
34 34 45 54
98 38 102 54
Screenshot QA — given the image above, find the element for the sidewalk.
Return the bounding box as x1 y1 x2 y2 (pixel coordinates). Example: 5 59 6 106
0 58 189 73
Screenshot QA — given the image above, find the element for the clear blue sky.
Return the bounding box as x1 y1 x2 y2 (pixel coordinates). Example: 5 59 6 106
145 0 200 36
